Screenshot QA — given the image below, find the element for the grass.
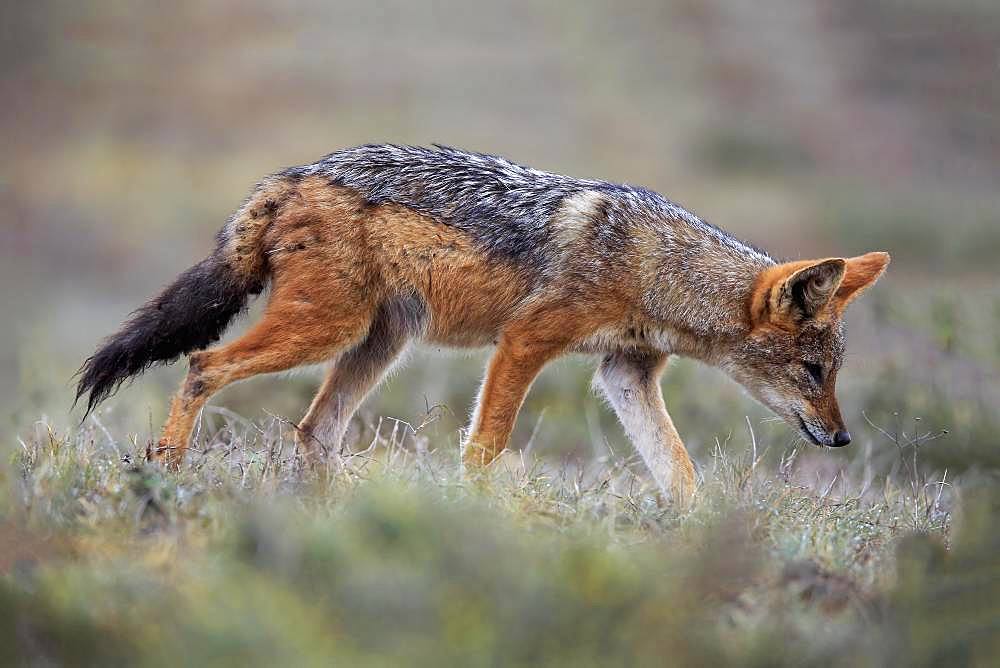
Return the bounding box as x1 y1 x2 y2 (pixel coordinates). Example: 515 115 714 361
3 410 997 666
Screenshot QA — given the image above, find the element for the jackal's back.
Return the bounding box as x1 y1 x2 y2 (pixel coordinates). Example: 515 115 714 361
284 144 766 270
283 144 591 268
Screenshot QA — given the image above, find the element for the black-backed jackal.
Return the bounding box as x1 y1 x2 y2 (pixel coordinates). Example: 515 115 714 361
77 145 889 502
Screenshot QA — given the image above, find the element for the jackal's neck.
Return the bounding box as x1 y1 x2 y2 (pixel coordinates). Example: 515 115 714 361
640 219 774 363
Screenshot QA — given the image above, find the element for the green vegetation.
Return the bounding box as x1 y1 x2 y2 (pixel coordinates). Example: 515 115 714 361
2 416 996 665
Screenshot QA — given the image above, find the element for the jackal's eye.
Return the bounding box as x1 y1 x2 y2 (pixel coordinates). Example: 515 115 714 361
803 362 823 384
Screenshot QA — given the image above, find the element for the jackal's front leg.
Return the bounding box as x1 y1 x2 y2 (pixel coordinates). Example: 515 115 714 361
464 330 568 469
596 350 696 504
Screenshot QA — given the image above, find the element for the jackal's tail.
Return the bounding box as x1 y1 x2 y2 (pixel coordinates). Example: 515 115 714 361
75 177 293 416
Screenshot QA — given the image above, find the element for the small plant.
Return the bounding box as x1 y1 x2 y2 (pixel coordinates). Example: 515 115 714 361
862 411 951 534
929 295 960 355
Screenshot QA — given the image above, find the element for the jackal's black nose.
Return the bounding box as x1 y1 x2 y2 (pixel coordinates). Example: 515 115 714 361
832 430 851 447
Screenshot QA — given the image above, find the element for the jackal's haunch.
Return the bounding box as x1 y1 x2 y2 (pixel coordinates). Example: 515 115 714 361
77 145 889 501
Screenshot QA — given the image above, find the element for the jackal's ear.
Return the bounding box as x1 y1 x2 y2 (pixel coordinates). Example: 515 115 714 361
833 251 890 313
752 258 846 327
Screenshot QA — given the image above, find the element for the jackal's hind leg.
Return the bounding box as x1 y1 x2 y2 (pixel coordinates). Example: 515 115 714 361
152 293 373 469
595 350 696 504
295 300 416 461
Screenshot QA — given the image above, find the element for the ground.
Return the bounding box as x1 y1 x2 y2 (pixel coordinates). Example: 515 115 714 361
3 411 997 665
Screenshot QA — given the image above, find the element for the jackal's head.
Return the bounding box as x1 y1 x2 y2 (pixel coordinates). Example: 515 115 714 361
726 251 890 447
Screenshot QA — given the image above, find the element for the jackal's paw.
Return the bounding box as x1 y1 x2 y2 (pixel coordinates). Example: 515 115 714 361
147 438 182 471
461 438 501 469
293 429 323 462
670 463 697 507
674 480 697 509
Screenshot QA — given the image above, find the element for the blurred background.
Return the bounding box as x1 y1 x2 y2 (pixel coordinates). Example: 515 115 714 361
2 0 998 472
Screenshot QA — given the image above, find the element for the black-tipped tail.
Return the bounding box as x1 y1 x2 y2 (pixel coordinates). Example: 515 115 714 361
75 254 265 417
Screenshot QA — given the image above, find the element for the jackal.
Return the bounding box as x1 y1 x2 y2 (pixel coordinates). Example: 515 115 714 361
77 144 889 501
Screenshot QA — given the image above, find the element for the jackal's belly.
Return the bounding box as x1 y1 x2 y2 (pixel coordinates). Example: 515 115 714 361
418 268 531 347
366 199 535 348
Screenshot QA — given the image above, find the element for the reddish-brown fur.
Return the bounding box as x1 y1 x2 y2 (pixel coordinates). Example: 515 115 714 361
141 172 887 504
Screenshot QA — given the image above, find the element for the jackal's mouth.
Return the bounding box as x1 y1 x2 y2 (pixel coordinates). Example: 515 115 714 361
796 413 823 446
